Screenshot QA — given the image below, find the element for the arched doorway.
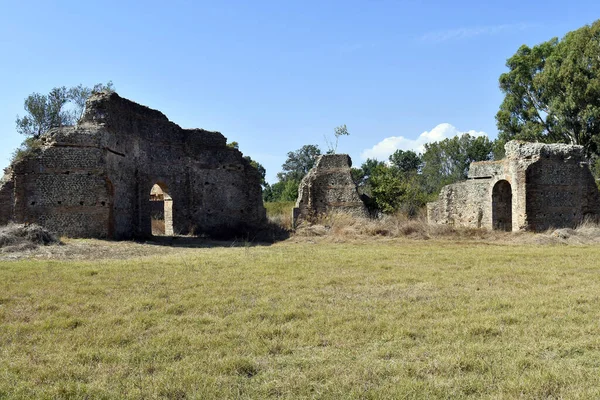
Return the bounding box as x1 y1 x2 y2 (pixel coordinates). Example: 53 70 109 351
149 183 173 235
492 180 512 231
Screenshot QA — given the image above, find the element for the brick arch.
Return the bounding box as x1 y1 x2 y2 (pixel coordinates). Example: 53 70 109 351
149 181 173 236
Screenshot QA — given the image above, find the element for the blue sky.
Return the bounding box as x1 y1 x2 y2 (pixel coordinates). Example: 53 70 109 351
1 0 599 183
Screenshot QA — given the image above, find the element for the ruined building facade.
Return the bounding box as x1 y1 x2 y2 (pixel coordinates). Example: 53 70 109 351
0 92 266 239
293 154 368 226
427 141 600 231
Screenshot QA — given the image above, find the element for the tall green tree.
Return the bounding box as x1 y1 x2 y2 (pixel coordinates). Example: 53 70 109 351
389 149 422 173
351 158 385 189
496 19 600 157
277 144 321 182
421 134 493 194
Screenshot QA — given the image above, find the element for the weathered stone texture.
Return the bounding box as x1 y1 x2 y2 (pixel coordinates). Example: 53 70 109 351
0 92 266 239
427 141 600 231
293 154 368 226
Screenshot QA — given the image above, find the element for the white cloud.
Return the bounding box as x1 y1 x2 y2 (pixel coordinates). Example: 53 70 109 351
360 123 487 161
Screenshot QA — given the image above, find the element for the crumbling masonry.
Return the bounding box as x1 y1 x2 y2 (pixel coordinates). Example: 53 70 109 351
427 141 600 231
293 154 368 226
0 92 266 239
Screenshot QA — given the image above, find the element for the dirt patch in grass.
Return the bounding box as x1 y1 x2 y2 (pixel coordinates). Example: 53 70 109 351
3 213 600 261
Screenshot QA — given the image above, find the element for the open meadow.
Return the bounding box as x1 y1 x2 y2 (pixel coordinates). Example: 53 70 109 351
2 232 600 399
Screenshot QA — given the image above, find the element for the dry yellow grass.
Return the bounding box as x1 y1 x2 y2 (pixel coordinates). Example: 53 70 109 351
2 234 600 398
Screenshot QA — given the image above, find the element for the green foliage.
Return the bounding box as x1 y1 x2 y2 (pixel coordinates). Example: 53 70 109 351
421 134 493 195
69 81 114 121
280 179 300 201
368 164 430 216
351 158 385 190
496 19 600 156
389 149 422 173
16 82 115 138
10 137 44 164
263 180 299 202
277 144 321 182
369 165 405 213
325 124 350 154
354 135 492 216
266 144 321 202
16 87 71 138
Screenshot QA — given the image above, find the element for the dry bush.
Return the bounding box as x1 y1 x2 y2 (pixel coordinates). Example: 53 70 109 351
151 218 166 235
264 201 294 230
293 210 600 244
538 218 600 245
294 210 516 241
0 223 61 252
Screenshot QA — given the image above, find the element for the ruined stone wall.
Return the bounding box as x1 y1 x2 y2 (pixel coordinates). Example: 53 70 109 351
0 171 15 226
293 154 368 226
427 141 600 231
426 179 492 228
0 92 266 239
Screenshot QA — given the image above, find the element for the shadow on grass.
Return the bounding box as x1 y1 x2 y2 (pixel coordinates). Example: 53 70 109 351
144 222 290 248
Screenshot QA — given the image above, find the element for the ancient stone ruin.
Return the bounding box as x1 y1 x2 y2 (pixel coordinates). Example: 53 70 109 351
427 141 600 231
293 154 368 226
0 92 266 239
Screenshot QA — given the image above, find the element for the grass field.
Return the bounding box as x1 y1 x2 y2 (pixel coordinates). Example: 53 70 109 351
2 238 600 398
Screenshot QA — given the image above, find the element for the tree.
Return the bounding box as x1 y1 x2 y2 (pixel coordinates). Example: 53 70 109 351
277 144 322 182
351 158 385 189
368 164 428 216
16 82 115 138
16 87 71 138
496 20 600 157
325 124 349 154
69 81 114 120
389 149 422 173
421 134 493 194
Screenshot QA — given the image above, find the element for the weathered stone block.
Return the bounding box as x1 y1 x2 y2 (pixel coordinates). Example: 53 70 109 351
293 154 368 226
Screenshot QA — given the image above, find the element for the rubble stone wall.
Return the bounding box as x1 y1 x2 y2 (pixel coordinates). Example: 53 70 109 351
427 141 600 231
0 92 266 239
293 154 368 226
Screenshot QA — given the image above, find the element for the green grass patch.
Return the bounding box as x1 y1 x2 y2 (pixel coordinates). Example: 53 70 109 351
1 240 600 398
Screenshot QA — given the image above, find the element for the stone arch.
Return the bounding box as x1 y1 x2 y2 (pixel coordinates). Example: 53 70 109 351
492 180 512 231
149 182 173 235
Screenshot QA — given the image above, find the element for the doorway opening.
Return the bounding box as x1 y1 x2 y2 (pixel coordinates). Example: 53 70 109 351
149 183 173 235
492 180 512 231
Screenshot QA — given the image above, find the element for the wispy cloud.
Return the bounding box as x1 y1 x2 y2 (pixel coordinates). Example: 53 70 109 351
420 23 536 43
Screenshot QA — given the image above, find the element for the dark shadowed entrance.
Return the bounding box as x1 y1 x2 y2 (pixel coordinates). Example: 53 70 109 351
492 180 512 231
149 183 173 235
